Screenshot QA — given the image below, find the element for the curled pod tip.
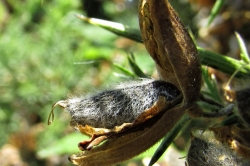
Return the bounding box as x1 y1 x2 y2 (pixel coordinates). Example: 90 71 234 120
47 100 68 125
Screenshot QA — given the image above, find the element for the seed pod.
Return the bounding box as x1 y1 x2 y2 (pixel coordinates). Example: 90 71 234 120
48 79 180 129
138 0 202 103
69 100 187 166
187 129 248 166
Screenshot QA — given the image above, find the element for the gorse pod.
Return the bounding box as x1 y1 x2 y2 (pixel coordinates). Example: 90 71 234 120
69 105 187 166
49 79 183 165
48 79 180 129
138 0 202 103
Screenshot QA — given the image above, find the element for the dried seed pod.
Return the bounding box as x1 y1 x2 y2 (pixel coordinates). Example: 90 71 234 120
48 79 182 165
138 0 202 103
69 102 187 166
48 79 180 129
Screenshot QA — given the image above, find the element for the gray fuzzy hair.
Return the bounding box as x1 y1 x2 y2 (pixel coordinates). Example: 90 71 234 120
64 79 180 129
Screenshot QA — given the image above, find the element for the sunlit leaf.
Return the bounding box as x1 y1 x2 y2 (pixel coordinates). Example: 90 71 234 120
76 14 142 42
235 32 250 63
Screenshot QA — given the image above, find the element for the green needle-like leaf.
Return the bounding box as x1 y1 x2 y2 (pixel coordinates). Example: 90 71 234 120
76 14 142 42
113 63 136 78
207 0 225 26
202 67 222 102
127 53 148 78
235 32 250 63
149 114 191 166
197 47 250 78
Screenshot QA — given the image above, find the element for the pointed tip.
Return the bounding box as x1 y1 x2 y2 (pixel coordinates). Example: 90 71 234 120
75 14 87 20
75 13 82 18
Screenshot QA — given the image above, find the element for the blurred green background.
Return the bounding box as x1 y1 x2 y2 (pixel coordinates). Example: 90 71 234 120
1 0 250 166
0 0 154 165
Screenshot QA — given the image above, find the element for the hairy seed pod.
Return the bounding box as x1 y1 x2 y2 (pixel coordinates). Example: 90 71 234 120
48 79 180 129
69 100 187 166
187 130 248 166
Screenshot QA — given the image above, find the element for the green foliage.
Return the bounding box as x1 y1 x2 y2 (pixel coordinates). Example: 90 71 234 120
201 67 222 103
235 32 250 63
207 0 225 26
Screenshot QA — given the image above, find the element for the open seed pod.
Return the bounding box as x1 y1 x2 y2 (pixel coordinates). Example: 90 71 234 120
49 80 183 165
49 80 180 150
69 104 187 166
